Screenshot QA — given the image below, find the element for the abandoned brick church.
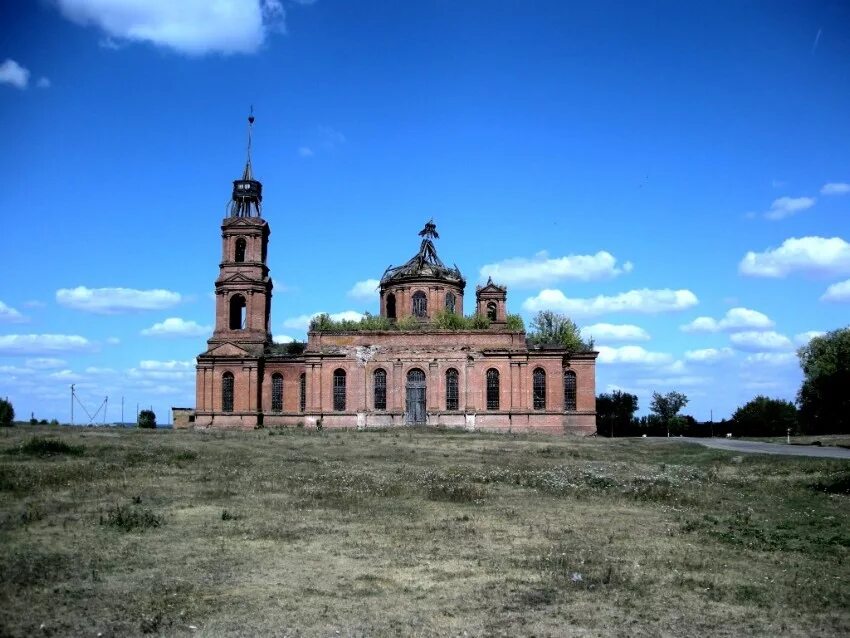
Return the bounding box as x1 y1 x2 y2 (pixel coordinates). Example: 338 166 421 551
190 119 597 433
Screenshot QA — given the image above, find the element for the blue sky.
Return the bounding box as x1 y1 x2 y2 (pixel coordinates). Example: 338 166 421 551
1 0 849 423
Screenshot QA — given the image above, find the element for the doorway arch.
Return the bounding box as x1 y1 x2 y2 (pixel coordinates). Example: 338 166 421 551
405 368 426 425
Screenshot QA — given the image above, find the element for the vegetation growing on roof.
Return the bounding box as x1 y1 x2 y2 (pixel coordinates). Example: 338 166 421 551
527 310 594 352
308 311 527 333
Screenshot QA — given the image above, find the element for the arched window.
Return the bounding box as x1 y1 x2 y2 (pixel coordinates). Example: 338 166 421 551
333 369 346 412
299 372 306 412
486 302 497 322
412 291 427 318
446 368 459 411
222 372 234 413
234 237 247 263
445 292 456 314
374 368 387 410
271 373 283 412
533 368 546 410
386 293 396 320
229 294 246 330
564 370 577 412
486 368 500 410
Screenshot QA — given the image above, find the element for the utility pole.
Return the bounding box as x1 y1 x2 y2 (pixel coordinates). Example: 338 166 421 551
104 396 108 426
710 409 713 438
121 396 124 425
70 384 75 426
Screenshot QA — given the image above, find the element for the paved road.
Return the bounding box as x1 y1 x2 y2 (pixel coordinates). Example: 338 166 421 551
651 436 850 459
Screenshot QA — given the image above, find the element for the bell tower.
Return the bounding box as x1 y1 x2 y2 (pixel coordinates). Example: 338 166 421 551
207 111 273 353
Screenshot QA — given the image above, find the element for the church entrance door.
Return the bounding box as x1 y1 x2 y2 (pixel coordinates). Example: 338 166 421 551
405 369 426 425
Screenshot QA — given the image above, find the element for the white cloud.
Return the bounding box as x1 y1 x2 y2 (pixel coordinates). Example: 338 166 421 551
36 77 51 89
821 279 850 302
139 359 194 371
522 288 698 317
282 310 365 331
57 286 181 314
55 0 287 56
680 307 774 333
743 352 797 366
794 330 825 345
298 146 314 157
0 301 27 323
141 317 210 337
821 182 850 195
273 334 294 344
106 336 121 345
0 334 92 356
0 59 30 89
580 323 649 342
684 347 735 363
347 279 380 301
85 366 116 375
480 250 632 287
764 196 815 221
739 236 850 278
128 359 195 382
634 375 710 388
48 369 83 382
729 331 794 352
25 358 67 370
596 345 673 365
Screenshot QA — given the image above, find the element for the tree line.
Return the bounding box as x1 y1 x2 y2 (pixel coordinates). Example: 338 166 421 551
596 326 850 437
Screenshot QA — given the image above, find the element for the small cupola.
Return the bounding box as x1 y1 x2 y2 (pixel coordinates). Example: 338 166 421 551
230 110 263 218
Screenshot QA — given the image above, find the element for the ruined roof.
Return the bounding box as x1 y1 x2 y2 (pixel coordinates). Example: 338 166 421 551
380 221 465 286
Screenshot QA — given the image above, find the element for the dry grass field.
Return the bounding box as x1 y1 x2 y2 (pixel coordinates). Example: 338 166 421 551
1 425 848 637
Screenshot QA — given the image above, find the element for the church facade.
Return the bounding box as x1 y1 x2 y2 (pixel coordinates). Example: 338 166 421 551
190 122 597 434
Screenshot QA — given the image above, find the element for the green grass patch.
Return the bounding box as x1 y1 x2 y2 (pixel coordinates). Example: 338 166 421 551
0 424 848 636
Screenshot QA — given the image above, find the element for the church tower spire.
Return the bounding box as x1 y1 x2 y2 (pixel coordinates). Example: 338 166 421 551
230 108 263 218
205 111 273 353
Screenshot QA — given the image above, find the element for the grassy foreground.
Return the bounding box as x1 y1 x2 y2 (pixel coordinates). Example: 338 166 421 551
1 426 848 637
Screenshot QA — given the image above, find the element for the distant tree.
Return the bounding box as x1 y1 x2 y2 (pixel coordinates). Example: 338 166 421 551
138 409 157 429
596 391 639 437
650 391 689 437
0 398 14 427
527 310 591 352
732 396 798 437
797 327 850 434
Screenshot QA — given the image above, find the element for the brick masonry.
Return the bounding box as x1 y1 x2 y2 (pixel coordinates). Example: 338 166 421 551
192 190 597 434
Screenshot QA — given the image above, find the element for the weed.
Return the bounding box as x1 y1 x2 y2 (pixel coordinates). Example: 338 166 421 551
11 437 83 457
100 504 162 532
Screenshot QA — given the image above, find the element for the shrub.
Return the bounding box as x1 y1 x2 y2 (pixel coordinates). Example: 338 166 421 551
15 437 84 457
138 409 156 429
505 313 525 331
0 398 14 427
101 504 162 532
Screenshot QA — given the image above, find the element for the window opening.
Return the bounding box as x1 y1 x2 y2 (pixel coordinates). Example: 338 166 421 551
229 294 247 330
564 370 577 412
446 368 459 411
235 237 246 263
374 369 387 410
486 368 500 410
271 373 283 412
445 292 456 314
412 291 427 318
533 368 546 410
222 372 234 413
299 373 306 412
386 293 396 319
333 369 346 412
486 301 497 322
